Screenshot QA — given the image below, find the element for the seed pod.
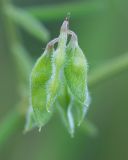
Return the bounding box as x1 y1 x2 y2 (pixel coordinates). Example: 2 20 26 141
30 44 54 129
27 19 91 136
64 33 90 127
56 74 75 137
71 86 91 126
46 61 60 112
24 106 37 132
64 33 88 105
46 20 68 112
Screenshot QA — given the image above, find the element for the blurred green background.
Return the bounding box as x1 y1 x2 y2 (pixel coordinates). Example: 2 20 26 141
0 0 128 160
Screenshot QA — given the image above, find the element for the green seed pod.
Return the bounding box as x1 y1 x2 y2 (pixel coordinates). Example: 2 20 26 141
71 87 90 126
30 44 54 129
46 61 60 112
63 32 90 127
66 96 75 137
64 33 88 105
55 73 75 137
27 19 91 136
24 106 37 132
46 20 68 112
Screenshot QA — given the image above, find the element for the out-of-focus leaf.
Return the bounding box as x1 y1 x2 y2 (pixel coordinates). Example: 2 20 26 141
11 43 32 84
5 5 50 42
80 120 98 137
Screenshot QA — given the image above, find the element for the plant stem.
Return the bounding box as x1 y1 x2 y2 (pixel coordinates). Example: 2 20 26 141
0 108 23 149
27 1 105 21
1 0 19 49
89 52 128 88
0 0 27 149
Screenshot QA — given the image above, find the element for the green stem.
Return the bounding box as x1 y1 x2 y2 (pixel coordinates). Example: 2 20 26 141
0 0 28 149
1 0 19 49
89 52 128 88
0 108 23 149
1 0 32 72
27 1 105 21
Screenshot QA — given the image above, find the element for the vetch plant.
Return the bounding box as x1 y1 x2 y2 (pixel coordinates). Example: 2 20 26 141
1 0 128 150
26 19 90 136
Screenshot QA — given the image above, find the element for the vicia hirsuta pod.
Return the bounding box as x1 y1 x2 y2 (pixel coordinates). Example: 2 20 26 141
26 19 90 136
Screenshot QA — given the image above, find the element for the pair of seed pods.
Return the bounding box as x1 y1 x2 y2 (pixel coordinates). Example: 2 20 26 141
25 20 90 136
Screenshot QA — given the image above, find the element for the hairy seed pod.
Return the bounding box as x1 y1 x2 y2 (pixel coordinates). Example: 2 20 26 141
64 34 88 105
46 20 68 112
56 73 75 137
30 44 54 129
24 106 37 132
71 87 90 126
27 20 91 135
